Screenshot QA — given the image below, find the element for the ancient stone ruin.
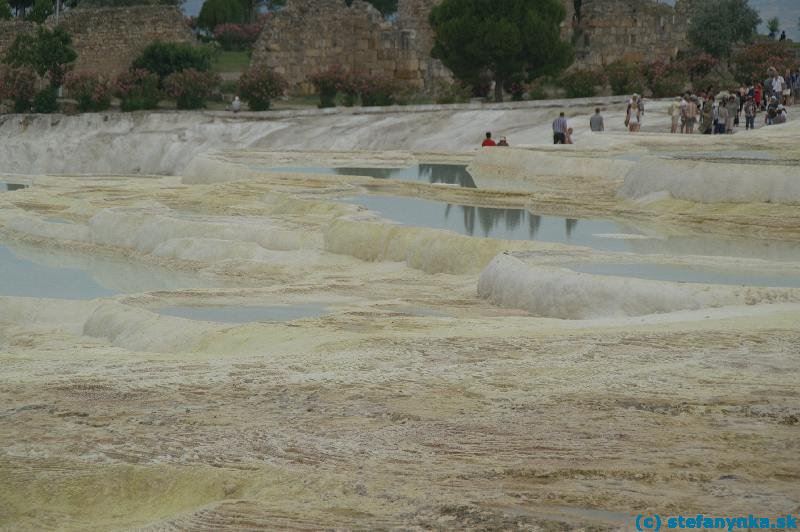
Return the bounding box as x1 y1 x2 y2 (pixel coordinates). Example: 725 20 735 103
0 0 695 94
250 0 450 93
569 0 694 67
250 0 694 93
0 20 37 58
0 6 194 78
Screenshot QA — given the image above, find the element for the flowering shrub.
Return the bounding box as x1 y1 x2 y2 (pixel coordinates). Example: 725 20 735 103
433 79 471 104
650 72 686 97
0 66 37 113
33 87 59 113
132 41 212 85
640 60 686 97
115 68 161 111
237 67 287 111
338 71 362 106
358 74 396 107
164 68 220 109
507 81 526 101
733 41 797 83
606 60 647 95
65 71 112 112
678 53 719 82
308 66 398 107
560 68 605 98
309 65 349 107
213 22 263 51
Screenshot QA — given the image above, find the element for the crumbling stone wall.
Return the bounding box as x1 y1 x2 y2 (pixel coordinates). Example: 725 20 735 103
57 7 195 77
0 7 194 79
252 0 691 94
0 20 36 61
251 0 450 93
571 0 691 67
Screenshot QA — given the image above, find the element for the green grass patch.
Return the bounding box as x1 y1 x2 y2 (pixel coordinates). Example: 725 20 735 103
211 51 251 74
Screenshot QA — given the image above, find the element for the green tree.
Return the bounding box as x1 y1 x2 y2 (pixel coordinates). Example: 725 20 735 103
688 0 760 58
766 17 780 39
27 0 53 23
0 0 12 19
131 41 212 84
3 27 77 88
197 0 245 31
430 0 573 102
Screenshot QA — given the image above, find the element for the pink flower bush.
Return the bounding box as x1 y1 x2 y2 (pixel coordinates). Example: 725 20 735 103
164 68 220 109
65 71 112 112
309 65 350 107
0 66 38 112
114 69 161 111
213 22 263 51
237 68 287 111
356 73 396 107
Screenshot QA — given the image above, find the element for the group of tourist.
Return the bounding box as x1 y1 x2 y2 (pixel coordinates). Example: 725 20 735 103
482 67 800 147
548 109 600 144
665 70 795 134
481 132 509 146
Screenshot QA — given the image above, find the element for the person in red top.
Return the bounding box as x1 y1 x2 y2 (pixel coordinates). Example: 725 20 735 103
481 132 496 147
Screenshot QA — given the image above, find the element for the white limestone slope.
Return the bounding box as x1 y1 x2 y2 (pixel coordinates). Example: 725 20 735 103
477 254 800 319
618 154 800 205
0 99 627 176
467 147 633 193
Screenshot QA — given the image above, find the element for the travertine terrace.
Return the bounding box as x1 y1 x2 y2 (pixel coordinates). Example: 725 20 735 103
1 98 799 530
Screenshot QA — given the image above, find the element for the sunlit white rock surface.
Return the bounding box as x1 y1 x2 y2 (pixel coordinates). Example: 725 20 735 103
1 99 799 530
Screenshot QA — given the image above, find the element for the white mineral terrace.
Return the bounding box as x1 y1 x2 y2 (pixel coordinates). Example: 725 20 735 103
1 98 799 530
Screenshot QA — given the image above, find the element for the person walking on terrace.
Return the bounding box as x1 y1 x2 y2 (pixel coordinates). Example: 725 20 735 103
668 97 681 133
553 112 568 144
744 96 756 130
589 108 604 132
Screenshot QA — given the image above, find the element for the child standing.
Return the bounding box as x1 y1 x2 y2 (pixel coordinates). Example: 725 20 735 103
743 97 756 130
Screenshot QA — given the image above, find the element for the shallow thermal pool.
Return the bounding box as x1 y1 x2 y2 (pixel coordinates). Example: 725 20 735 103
265 164 477 188
155 304 329 323
0 242 213 299
342 194 800 261
343 194 643 253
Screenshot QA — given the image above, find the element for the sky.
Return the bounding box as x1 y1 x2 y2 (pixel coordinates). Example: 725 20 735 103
658 0 800 41
749 0 800 40
183 0 202 17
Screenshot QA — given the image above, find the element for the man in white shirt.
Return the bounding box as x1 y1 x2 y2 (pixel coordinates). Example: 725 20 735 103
772 73 785 101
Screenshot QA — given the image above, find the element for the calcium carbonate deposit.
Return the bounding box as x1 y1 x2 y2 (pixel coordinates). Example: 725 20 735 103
1 99 799 530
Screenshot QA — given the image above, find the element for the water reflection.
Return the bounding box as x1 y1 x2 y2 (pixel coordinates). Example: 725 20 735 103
566 218 578 238
343 195 628 249
341 194 800 260
267 164 477 188
1 182 29 192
